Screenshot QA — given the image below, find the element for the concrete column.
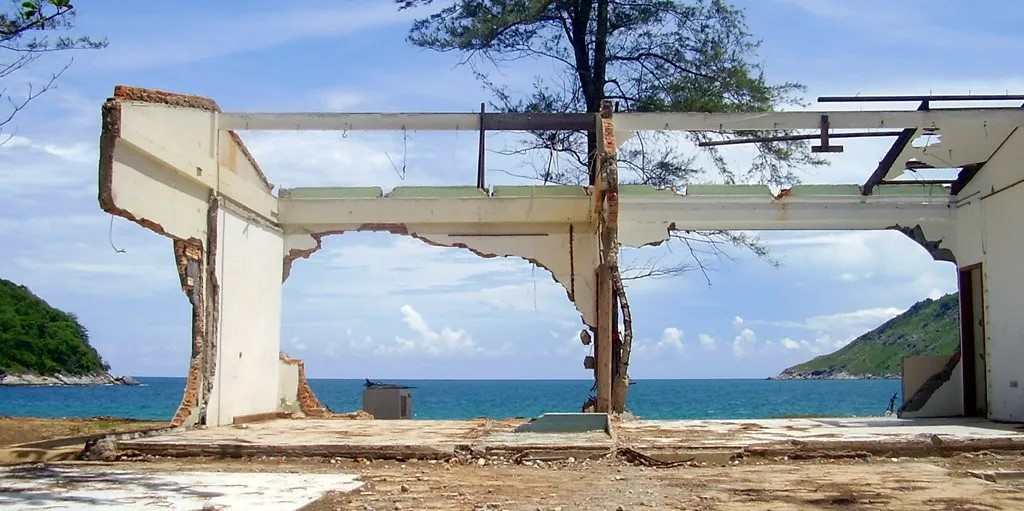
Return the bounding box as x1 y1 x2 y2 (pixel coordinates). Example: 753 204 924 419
595 264 613 412
593 101 620 413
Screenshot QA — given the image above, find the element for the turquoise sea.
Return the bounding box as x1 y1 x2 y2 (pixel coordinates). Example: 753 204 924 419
0 377 902 420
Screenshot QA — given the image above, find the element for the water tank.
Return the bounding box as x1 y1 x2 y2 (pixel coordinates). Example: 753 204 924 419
362 380 413 419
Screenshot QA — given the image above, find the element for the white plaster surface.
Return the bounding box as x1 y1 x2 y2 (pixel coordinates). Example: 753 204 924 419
0 465 361 510
207 207 285 426
901 357 964 418
278 359 300 411
948 128 1024 421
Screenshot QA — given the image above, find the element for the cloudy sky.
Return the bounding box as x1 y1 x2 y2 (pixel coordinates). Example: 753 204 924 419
2 1 1021 379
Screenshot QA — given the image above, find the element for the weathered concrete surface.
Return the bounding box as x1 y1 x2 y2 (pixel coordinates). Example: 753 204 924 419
115 417 1024 463
0 465 362 510
618 417 1024 459
119 418 614 460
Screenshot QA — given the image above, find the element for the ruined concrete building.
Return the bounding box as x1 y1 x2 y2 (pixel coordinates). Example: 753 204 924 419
99 86 1023 426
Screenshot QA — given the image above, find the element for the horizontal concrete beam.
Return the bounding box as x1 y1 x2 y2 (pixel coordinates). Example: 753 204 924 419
219 108 1024 132
615 108 1024 132
621 196 952 229
618 187 953 246
278 194 595 226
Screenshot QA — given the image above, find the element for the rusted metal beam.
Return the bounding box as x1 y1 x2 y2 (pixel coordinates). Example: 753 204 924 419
862 129 916 195
819 94 1024 103
862 101 930 195
477 103 486 189
950 163 986 196
812 114 843 153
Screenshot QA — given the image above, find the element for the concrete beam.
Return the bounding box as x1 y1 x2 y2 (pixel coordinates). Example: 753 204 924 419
618 185 954 247
614 108 1024 132
218 108 1024 133
278 194 594 226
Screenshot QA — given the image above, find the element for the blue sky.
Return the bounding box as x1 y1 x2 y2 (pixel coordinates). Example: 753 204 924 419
1 1 1021 379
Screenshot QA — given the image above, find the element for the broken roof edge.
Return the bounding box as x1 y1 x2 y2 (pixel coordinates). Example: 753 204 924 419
278 185 592 200
110 85 274 193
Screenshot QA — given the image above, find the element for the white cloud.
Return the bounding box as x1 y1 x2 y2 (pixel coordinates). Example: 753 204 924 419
732 328 757 358
755 306 903 348
658 327 684 351
698 333 717 351
780 337 802 350
733 316 744 327
0 135 97 192
380 304 478 357
759 230 958 304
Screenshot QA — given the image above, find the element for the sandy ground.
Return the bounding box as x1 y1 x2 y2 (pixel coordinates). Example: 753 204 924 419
43 452 1020 510
4 418 1024 509
0 417 163 447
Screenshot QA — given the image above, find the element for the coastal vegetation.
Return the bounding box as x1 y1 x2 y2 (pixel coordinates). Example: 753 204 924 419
778 293 960 379
0 278 109 377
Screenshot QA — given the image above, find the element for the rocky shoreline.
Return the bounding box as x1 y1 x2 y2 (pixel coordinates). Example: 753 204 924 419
770 370 899 380
0 372 139 386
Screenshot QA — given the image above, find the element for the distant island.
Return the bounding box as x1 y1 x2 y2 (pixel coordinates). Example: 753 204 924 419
0 278 135 386
775 293 960 380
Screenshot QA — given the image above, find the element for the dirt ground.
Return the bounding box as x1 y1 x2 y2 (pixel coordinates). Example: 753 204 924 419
6 417 1024 509
73 451 1024 510
0 417 163 447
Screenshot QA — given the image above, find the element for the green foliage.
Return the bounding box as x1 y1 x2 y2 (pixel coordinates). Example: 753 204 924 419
781 293 961 378
0 278 108 376
399 0 821 187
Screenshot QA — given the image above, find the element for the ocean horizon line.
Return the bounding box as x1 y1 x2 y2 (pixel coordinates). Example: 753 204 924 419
123 376 902 381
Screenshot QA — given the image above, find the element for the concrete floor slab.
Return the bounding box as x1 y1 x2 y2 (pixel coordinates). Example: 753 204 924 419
618 417 1024 446
617 417 1024 457
120 418 615 460
0 464 362 510
116 417 1024 461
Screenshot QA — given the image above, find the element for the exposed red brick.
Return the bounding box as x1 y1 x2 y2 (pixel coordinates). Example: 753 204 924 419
280 354 330 417
113 85 220 111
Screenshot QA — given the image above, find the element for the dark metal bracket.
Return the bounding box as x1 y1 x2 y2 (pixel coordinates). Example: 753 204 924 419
811 114 843 153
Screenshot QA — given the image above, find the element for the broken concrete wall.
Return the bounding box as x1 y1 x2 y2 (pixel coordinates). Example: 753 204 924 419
205 205 284 426
278 355 301 413
900 355 964 418
279 354 330 417
278 186 601 327
948 128 1024 422
99 87 308 428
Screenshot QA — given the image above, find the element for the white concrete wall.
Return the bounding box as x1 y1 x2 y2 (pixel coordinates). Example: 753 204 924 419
278 359 300 412
901 356 964 418
949 128 1024 422
206 207 285 426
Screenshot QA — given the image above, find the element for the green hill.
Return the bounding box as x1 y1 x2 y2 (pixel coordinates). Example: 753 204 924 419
0 278 109 377
777 293 960 379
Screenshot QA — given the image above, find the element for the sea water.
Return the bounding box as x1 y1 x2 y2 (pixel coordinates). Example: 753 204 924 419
0 377 901 421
